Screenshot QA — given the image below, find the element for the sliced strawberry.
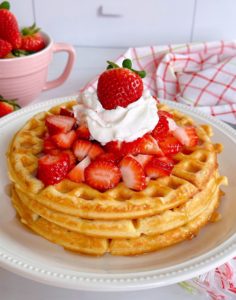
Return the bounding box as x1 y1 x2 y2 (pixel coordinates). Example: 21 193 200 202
119 156 147 191
145 156 174 179
37 153 69 186
158 134 183 156
104 140 122 156
133 154 153 168
152 116 169 140
51 130 77 149
84 160 121 191
87 143 104 160
45 149 60 156
95 152 118 164
121 134 163 156
45 115 75 135
76 124 90 140
158 110 173 119
67 156 91 183
60 107 75 118
63 150 76 170
173 126 199 148
73 139 92 161
43 136 57 153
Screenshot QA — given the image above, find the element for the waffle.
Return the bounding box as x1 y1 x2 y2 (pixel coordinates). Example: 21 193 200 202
7 101 228 256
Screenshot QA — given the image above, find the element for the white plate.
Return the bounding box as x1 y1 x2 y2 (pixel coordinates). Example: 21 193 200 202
0 95 236 292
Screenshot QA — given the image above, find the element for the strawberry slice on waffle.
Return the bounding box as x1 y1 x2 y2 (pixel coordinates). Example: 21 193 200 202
84 160 121 191
37 153 70 186
119 155 147 191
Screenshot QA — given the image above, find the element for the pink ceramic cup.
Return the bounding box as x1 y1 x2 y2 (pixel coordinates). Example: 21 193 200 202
0 32 76 106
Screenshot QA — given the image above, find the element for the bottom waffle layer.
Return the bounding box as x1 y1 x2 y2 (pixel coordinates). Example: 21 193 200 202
12 185 221 256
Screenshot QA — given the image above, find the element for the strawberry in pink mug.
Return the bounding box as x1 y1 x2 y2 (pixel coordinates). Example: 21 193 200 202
0 32 76 106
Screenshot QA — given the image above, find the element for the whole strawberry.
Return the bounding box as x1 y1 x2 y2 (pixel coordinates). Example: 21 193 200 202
97 59 146 110
21 23 45 52
0 95 20 117
0 1 21 49
0 38 12 58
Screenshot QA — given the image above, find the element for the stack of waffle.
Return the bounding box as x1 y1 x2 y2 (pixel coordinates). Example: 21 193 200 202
7 102 227 256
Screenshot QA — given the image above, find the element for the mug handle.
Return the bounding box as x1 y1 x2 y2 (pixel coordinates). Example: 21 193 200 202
43 43 76 91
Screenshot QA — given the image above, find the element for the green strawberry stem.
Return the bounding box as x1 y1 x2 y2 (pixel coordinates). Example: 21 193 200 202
12 49 34 57
21 23 41 36
122 58 132 69
0 1 10 10
106 59 146 78
0 95 21 110
106 61 119 69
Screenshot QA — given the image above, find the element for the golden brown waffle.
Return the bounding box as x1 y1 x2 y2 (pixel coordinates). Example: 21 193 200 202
7 101 228 256
13 172 223 239
11 179 222 256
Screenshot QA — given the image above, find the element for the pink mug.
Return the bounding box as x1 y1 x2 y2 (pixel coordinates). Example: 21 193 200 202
0 32 76 106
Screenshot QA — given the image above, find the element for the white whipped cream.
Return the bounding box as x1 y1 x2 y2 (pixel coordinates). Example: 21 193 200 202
73 90 159 145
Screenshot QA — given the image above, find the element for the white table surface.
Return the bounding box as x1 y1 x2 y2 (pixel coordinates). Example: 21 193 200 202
0 46 207 300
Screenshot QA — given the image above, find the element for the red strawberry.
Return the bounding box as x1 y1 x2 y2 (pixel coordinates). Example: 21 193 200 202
87 143 104 160
0 2 21 49
45 115 75 135
37 153 69 186
119 156 147 191
133 154 153 168
76 124 90 140
0 101 13 116
84 160 121 191
145 156 174 179
158 110 173 119
158 134 183 156
104 140 122 156
43 135 57 153
51 130 77 149
152 116 169 140
121 134 163 156
0 38 12 58
60 107 75 118
97 59 146 110
73 139 92 161
63 150 76 170
67 156 91 183
21 23 45 52
173 126 199 148
95 152 118 164
0 95 20 117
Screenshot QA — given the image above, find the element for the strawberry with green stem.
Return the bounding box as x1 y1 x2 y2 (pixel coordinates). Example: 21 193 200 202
21 23 45 52
0 95 20 117
97 59 146 110
0 1 21 49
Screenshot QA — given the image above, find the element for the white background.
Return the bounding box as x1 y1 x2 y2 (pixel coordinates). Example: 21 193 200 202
10 0 236 47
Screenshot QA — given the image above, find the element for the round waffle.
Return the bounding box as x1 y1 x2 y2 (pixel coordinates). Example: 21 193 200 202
7 101 228 256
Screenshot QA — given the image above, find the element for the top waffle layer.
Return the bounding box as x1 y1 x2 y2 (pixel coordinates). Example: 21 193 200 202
7 101 224 220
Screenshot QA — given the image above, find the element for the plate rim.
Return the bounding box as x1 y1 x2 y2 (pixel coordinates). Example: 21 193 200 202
0 94 236 291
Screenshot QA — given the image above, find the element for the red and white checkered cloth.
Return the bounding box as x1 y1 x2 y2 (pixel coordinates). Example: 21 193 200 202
82 40 236 124
81 40 236 299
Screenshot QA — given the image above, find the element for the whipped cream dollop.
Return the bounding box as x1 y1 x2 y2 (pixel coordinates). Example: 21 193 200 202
73 90 159 145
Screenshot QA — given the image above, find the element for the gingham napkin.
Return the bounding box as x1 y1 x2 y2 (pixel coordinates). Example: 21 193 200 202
81 40 236 299
82 40 236 124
